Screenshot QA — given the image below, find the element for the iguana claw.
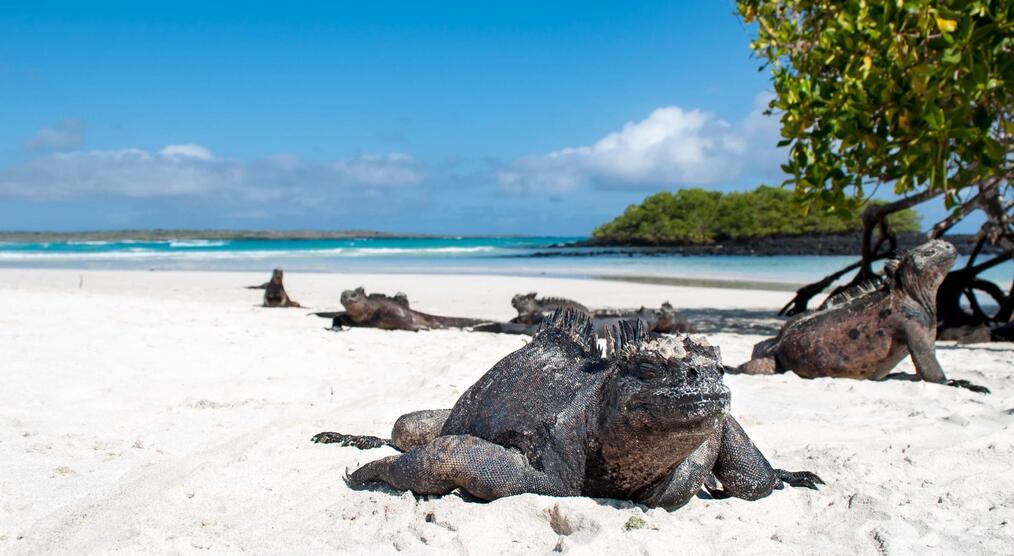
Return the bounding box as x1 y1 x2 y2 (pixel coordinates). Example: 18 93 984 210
776 469 824 490
946 379 990 394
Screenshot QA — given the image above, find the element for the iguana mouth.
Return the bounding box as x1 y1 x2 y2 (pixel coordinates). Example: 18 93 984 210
670 392 729 412
629 391 729 414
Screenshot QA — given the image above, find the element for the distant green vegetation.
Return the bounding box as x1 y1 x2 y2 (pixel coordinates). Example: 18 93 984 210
592 186 921 245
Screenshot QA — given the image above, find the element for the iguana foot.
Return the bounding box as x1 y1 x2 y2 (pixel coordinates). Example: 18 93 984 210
311 432 392 449
775 469 824 490
946 379 990 394
738 356 779 375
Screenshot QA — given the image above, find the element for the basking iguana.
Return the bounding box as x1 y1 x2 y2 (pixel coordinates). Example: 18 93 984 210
510 292 590 324
313 309 822 509
314 287 490 331
475 301 696 337
593 302 696 335
246 268 302 308
739 240 989 393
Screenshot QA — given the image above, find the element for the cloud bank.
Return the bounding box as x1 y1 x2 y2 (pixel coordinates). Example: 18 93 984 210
0 145 424 204
497 94 781 193
1 96 785 231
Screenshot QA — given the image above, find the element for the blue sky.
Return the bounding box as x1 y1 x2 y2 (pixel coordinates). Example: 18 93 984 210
1 1 947 235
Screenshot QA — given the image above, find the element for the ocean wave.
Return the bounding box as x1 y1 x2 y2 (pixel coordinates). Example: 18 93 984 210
0 245 499 261
346 246 495 255
168 240 228 248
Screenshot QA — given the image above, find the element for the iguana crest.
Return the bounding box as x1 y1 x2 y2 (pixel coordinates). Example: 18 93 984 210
535 307 600 357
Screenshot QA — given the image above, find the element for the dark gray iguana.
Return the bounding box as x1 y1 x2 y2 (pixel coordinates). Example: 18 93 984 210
313 309 822 509
738 240 989 393
475 301 695 337
510 292 590 324
246 268 302 308
592 302 697 335
314 287 490 332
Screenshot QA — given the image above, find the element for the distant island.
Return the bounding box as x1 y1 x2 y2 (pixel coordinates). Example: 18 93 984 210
552 231 989 256
0 229 451 242
553 186 991 256
588 186 922 244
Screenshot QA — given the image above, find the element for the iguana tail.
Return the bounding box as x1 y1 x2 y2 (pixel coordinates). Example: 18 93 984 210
311 432 393 450
418 313 494 329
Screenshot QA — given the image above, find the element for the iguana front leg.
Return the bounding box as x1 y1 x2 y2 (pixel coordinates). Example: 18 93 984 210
737 338 783 375
639 434 721 509
346 435 573 500
902 322 990 394
709 417 823 501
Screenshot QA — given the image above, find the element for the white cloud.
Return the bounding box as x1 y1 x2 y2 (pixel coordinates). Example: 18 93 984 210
22 119 87 152
0 144 424 202
159 144 214 160
497 93 782 193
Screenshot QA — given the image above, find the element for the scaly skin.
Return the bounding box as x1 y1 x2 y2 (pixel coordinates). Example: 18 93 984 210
314 309 822 509
739 240 989 393
318 287 490 331
246 268 301 308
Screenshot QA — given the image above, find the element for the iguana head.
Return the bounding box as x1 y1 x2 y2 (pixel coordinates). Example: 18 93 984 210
341 287 375 320
893 240 957 293
653 302 679 331
511 292 538 314
604 321 729 434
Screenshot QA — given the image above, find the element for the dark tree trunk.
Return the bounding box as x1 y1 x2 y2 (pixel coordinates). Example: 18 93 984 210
778 183 1013 342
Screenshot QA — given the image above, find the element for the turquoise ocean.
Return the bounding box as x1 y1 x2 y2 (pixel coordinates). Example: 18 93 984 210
0 236 1010 287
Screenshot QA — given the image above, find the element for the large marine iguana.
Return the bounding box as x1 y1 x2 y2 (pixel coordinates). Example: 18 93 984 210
313 309 822 509
315 287 490 331
246 268 302 308
739 240 989 393
510 292 590 324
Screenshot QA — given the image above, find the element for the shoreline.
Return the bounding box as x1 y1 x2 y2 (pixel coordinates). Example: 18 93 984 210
0 265 810 292
593 274 803 292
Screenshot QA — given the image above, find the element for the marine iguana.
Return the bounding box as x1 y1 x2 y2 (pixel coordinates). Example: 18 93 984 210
313 309 822 509
510 292 590 324
738 240 989 393
474 302 695 337
315 287 490 331
592 302 696 335
246 268 302 308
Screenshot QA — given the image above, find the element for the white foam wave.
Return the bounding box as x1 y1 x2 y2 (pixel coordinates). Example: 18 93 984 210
168 240 227 248
346 246 495 255
0 245 496 261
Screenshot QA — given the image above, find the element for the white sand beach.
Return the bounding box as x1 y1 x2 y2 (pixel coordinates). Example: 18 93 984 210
0 269 1011 555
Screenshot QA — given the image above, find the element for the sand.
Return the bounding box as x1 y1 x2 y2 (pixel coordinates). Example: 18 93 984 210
0 269 1011 555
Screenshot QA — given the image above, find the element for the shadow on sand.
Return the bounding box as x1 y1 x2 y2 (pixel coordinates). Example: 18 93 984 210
680 308 786 336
